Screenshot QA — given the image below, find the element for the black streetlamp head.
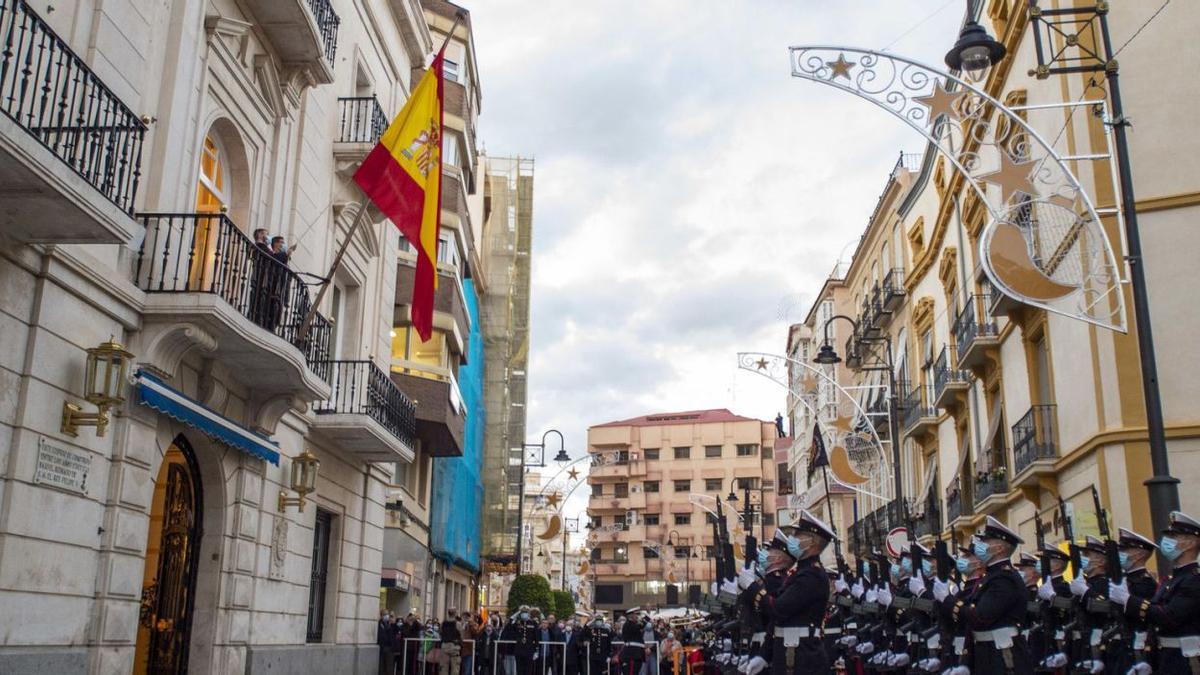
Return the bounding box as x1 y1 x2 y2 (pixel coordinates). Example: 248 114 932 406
726 490 738 503
814 343 842 365
945 20 1006 72
553 448 571 463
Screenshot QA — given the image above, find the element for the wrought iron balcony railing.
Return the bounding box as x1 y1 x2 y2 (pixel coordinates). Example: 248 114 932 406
902 382 936 432
881 268 906 309
0 0 145 213
946 488 965 523
972 471 1009 505
306 0 340 62
134 213 333 381
953 294 999 365
1012 404 1059 475
933 345 969 403
314 360 416 448
337 96 386 143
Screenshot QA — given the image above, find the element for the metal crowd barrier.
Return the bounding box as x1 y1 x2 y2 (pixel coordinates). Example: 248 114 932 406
490 639 569 675
398 637 477 675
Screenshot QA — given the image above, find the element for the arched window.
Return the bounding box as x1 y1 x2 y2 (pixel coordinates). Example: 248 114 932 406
196 134 228 213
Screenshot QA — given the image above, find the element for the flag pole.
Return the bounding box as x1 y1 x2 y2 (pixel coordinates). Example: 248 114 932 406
296 12 464 344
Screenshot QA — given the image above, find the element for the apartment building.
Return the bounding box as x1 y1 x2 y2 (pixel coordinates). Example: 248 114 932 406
586 410 777 612
785 0 1200 561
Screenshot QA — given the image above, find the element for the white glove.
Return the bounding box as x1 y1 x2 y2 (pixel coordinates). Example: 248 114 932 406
720 579 739 596
1037 580 1056 601
737 565 757 590
918 657 941 672
1041 653 1069 669
889 653 911 667
1108 579 1130 608
851 580 865 599
1070 575 1089 597
856 641 874 655
745 656 767 675
865 587 879 604
877 586 893 608
909 575 927 597
834 575 849 594
1080 659 1104 673
932 578 950 602
949 666 971 675
1126 662 1152 675
838 635 858 648
710 582 719 596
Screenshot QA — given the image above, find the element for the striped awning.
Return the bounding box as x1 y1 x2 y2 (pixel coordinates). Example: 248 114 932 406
135 370 280 465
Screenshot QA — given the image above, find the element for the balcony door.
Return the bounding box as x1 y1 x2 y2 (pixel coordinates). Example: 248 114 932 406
189 134 229 292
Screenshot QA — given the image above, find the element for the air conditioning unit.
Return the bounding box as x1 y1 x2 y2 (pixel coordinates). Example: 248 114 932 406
625 510 637 526
630 451 640 461
631 485 641 493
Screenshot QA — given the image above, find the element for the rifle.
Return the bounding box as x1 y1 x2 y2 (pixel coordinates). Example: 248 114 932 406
933 540 951 583
903 500 924 589
1092 487 1122 584
1035 516 1051 583
1057 496 1083 577
742 488 756 570
715 499 736 606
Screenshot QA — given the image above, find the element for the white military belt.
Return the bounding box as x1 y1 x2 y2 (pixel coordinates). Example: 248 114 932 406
751 632 766 643
824 628 842 636
972 627 1018 644
774 627 816 639
625 642 644 648
1158 636 1200 648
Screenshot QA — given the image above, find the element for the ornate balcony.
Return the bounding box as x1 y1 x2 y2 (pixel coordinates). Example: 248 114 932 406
953 294 1001 370
945 479 973 530
933 346 970 409
333 96 387 173
881 268 906 311
902 382 938 437
241 0 339 84
133 213 333 401
972 469 1009 513
0 0 146 244
312 360 417 461
1011 404 1059 487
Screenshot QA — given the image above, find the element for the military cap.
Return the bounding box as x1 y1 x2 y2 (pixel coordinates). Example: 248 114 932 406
624 606 642 616
978 516 1023 546
1015 552 1039 568
958 536 980 557
1162 511 1200 537
784 509 838 541
1118 527 1157 551
1081 535 1106 554
1041 544 1070 562
766 529 795 556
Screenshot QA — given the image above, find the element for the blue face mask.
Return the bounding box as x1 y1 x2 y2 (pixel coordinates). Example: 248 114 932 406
757 548 769 568
972 540 990 563
1079 557 1091 572
890 563 901 578
955 557 970 574
922 560 933 575
861 560 870 576
901 558 912 573
1118 551 1131 570
1160 537 1182 561
786 535 802 559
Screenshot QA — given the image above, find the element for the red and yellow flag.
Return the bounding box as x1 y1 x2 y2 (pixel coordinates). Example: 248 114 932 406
354 53 445 341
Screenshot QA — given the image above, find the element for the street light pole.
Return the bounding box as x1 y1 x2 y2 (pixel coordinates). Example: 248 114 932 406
516 429 573 576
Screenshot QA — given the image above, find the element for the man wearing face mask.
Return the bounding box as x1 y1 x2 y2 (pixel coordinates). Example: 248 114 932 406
1108 511 1200 675
509 606 541 675
949 517 1033 674
1068 535 1115 673
1105 528 1159 675
738 531 796 675
931 538 984 673
751 509 836 675
618 608 648 675
1013 552 1049 668
577 613 612 675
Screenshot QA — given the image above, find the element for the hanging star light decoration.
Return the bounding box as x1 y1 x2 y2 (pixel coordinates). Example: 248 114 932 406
831 414 855 433
798 373 819 395
547 493 561 508
755 358 770 370
914 80 966 125
977 151 1039 205
826 53 856 80
567 468 580 480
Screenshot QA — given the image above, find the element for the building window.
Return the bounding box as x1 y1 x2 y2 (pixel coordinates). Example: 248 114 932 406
705 513 718 525
735 477 759 490
196 134 228 212
391 327 451 380
644 546 659 559
673 447 690 460
307 509 334 642
673 480 691 492
644 448 660 460
591 517 602 529
614 482 629 498
704 478 722 492
704 445 722 458
614 515 626 530
616 450 630 464
444 58 461 83
674 514 691 526
644 481 659 493
736 444 758 457
706 545 717 559
674 546 691 559
644 514 660 526
593 484 605 496
763 513 775 526
760 445 773 459
613 546 629 563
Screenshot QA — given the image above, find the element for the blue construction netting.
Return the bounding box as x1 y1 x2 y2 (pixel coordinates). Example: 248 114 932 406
430 278 485 572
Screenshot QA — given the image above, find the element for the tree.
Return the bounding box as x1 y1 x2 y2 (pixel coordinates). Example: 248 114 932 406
551 589 575 619
507 574 553 616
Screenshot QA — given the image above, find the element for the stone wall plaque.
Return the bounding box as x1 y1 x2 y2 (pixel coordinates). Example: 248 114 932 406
33 437 91 494
269 516 288 579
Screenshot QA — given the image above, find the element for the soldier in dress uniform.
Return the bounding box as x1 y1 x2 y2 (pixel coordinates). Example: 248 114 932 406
577 613 612 675
1013 552 1048 667
1068 535 1114 673
1032 544 1072 671
618 608 648 675
750 509 836 675
510 606 542 675
1111 527 1159 674
948 516 1033 674
1109 511 1200 675
738 531 796 675
931 537 986 672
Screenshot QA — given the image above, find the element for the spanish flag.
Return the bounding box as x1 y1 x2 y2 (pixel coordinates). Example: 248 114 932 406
354 52 445 341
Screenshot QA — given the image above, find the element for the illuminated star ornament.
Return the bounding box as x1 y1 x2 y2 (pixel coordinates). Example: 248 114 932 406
547 493 561 508
798 373 819 395
914 80 966 125
567 468 579 480
826 53 856 80
755 358 770 370
831 414 855 433
977 151 1039 204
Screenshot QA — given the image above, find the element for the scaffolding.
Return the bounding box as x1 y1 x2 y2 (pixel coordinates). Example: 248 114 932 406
479 156 534 600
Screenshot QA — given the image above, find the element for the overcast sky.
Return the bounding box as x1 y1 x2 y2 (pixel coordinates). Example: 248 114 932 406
466 1 965 527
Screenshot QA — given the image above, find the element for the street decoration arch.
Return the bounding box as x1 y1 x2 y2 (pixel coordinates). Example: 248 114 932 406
788 46 1126 332
738 352 891 503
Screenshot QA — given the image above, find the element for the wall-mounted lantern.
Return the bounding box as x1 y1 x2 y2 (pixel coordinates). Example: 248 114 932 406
278 449 320 512
61 337 134 437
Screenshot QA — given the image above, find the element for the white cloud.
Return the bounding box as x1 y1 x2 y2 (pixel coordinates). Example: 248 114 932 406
468 1 965 520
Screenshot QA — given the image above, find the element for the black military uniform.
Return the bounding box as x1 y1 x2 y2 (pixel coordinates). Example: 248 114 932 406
753 509 835 675
741 530 796 672
952 516 1033 674
1109 527 1160 674
1120 511 1200 675
577 615 611 675
509 608 541 675
618 609 646 675
1013 552 1049 667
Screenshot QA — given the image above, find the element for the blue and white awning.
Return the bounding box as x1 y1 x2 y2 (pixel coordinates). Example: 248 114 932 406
135 371 280 465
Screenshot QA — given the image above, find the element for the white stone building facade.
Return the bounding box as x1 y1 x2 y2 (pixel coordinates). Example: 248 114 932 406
0 0 446 672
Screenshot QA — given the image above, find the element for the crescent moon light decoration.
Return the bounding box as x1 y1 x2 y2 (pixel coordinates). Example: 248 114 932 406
739 352 890 504
789 46 1126 332
536 513 562 541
